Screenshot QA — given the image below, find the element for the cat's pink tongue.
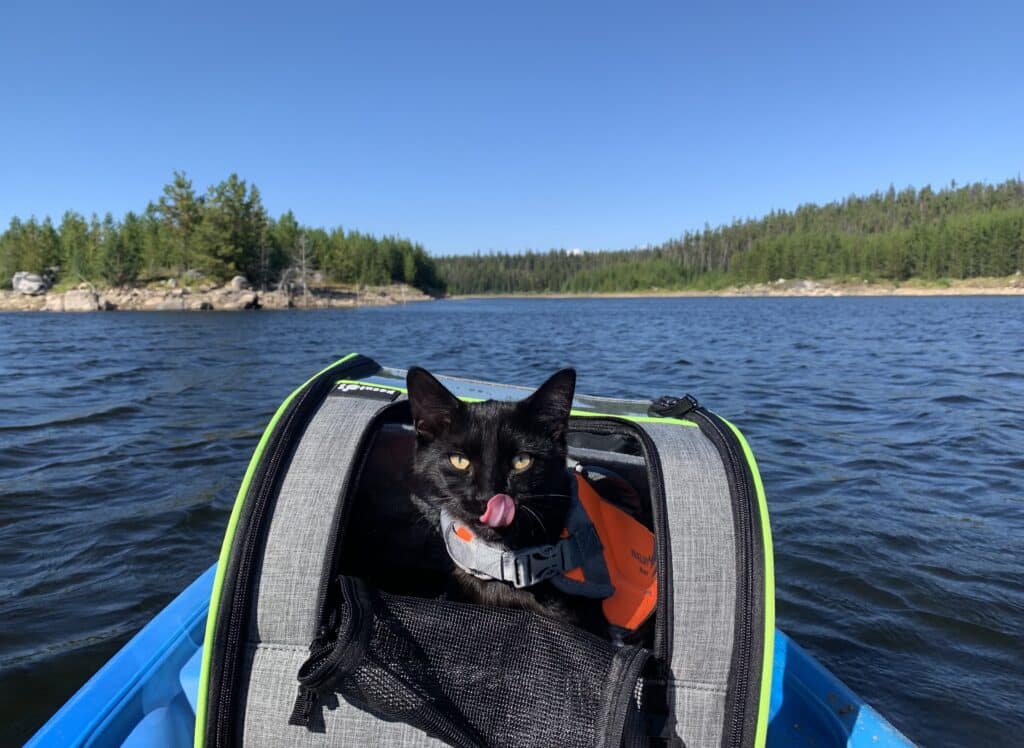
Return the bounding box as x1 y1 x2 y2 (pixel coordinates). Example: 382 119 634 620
480 493 515 528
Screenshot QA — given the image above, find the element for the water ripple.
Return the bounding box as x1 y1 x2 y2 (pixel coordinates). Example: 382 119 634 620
1 297 1023 745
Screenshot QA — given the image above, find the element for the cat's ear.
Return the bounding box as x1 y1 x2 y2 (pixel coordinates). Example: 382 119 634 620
522 368 576 439
407 367 462 441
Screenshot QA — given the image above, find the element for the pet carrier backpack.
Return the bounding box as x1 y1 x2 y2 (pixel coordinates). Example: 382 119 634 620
196 354 775 747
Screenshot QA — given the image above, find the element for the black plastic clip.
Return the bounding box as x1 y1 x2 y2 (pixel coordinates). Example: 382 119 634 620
648 394 700 419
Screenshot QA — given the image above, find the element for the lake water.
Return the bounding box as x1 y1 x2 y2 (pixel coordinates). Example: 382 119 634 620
2 297 1023 745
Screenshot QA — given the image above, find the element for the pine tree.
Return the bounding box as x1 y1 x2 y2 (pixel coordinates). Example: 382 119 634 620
155 171 202 274
98 212 143 286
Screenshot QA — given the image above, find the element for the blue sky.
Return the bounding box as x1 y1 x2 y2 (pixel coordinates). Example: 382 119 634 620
2 1 1021 254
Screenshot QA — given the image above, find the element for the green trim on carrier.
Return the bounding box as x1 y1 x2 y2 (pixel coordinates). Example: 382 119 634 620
726 418 776 748
194 353 358 748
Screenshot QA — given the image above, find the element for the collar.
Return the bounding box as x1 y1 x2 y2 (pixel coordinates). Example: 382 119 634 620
438 476 605 591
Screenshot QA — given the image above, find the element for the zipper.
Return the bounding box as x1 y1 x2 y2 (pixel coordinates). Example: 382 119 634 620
598 645 651 748
685 405 761 748
300 578 364 686
576 405 763 747
290 576 376 725
208 355 378 747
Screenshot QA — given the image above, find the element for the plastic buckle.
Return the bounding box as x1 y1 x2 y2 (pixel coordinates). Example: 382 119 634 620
648 394 699 418
511 545 563 587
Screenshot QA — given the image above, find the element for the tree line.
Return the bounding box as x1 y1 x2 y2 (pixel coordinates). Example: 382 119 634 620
0 172 445 294
7 175 1022 297
437 179 1024 294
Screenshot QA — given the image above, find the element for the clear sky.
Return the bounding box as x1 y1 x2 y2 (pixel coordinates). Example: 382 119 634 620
2 1 1022 255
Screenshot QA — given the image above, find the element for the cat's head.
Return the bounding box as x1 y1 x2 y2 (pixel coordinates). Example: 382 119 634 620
406 367 576 546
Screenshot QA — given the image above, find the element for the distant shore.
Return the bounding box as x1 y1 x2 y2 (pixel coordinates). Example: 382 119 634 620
450 275 1024 300
0 281 432 312
5 275 1023 312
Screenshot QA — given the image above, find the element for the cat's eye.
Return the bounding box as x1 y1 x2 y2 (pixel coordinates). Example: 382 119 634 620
448 454 471 471
511 453 533 471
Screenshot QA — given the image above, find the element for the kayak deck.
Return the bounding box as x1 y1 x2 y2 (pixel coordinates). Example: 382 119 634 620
28 562 912 747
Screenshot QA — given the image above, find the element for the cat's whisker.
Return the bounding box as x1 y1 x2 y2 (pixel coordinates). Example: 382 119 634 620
519 504 548 535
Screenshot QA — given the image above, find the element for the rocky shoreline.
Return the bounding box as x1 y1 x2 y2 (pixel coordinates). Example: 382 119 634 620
6 276 1022 311
0 281 432 312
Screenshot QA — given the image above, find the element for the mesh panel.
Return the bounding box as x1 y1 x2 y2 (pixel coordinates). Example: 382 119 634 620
298 576 647 748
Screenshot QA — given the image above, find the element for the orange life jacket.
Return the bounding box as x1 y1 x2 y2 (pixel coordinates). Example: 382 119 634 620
439 470 657 632
568 472 657 631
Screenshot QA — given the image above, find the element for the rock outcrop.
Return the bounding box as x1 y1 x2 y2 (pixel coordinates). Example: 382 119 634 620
0 282 432 312
1 292 47 310
12 272 48 295
63 289 101 312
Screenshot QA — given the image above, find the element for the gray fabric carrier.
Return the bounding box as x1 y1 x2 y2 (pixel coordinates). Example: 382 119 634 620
201 363 771 748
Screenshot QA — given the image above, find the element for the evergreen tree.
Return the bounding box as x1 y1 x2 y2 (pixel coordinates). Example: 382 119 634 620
1 217 61 278
98 212 143 286
155 171 202 273
192 173 266 281
0 218 25 284
59 211 93 281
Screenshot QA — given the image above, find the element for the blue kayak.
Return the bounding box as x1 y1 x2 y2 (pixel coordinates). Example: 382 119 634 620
27 562 913 747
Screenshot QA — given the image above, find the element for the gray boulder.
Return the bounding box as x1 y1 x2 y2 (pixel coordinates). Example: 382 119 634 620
12 272 48 295
230 275 251 292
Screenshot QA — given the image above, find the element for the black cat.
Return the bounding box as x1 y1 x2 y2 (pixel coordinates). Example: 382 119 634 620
406 366 606 636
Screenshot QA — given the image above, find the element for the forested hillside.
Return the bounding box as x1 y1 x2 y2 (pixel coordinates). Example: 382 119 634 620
0 172 445 293
438 180 1024 294
7 177 1022 298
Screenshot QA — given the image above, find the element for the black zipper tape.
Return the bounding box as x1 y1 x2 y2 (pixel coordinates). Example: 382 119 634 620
289 576 378 726
575 407 766 747
206 354 380 747
686 406 765 748
595 646 651 748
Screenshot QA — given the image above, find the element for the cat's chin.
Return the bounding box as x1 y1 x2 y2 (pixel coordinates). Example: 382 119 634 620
418 496 513 542
450 509 513 541
470 522 514 545
449 508 522 546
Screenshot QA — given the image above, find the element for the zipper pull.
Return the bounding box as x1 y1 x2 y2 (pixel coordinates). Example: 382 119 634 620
288 685 320 727
648 394 700 418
